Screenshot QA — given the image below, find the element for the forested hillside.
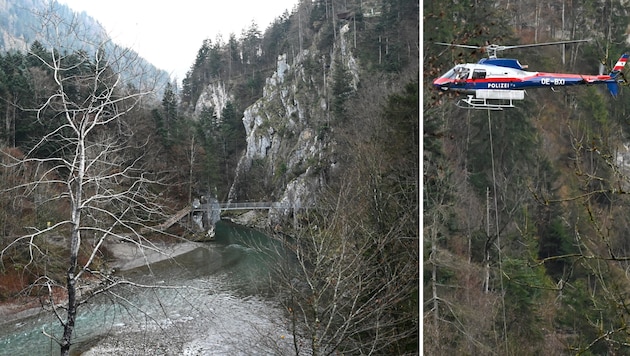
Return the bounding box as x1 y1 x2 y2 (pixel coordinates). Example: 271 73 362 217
0 0 419 354
0 0 168 92
0 0 102 50
424 1 630 354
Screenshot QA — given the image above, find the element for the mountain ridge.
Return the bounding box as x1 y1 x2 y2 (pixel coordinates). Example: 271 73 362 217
0 0 170 90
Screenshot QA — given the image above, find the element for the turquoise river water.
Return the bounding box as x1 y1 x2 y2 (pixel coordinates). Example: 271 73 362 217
0 221 295 355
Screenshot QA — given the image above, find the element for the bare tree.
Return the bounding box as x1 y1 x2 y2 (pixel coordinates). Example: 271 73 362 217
261 75 418 355
267 183 418 355
0 11 171 356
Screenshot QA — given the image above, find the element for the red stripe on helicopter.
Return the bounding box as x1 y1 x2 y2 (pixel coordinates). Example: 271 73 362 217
459 73 610 83
527 73 610 80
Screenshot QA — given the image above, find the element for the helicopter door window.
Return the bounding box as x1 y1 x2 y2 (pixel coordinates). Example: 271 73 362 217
472 69 486 80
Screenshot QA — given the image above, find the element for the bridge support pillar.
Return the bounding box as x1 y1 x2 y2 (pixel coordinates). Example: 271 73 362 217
207 197 221 225
191 196 222 239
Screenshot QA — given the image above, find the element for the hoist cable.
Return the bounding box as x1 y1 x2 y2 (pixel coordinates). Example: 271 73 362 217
488 108 508 351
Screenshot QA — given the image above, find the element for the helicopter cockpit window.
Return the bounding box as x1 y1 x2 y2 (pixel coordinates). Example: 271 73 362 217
456 67 470 80
438 68 456 79
472 69 486 79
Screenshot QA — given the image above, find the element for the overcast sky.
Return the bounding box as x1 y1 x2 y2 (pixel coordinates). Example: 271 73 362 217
57 0 299 82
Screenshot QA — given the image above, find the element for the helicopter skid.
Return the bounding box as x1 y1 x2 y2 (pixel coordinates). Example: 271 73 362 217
456 97 510 110
457 90 525 110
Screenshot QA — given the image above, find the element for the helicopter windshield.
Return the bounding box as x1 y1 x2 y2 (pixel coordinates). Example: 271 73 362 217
439 65 469 80
438 67 457 79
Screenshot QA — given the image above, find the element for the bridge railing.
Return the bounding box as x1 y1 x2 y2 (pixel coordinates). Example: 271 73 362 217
192 201 302 212
219 202 272 210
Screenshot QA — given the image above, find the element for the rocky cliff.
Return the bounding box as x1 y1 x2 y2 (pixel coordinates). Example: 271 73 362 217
225 22 360 224
194 81 232 120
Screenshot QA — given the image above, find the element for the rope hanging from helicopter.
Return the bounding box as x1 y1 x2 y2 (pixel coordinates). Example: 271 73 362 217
485 106 509 345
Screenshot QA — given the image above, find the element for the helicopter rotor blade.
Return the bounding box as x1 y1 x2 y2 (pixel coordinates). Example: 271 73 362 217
500 39 590 50
434 42 482 50
435 39 590 58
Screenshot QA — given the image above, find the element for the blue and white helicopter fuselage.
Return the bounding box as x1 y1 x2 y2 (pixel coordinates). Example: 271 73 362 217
433 55 629 110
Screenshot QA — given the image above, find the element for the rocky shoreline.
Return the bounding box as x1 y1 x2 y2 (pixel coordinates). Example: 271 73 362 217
103 239 204 271
0 239 205 328
0 213 270 327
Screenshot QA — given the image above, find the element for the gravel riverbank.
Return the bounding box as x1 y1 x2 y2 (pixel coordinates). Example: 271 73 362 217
103 239 204 272
0 240 204 327
0 224 294 355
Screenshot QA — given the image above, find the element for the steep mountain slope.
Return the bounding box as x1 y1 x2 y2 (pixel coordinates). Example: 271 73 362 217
0 0 100 50
183 0 418 225
425 1 630 354
0 0 168 91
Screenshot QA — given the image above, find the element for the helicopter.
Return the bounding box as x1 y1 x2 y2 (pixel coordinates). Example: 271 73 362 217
432 40 629 110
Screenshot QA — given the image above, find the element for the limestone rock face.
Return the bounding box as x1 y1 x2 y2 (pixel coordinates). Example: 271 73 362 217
194 81 232 121
228 26 359 224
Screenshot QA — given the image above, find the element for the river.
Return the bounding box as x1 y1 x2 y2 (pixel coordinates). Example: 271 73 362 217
0 221 295 355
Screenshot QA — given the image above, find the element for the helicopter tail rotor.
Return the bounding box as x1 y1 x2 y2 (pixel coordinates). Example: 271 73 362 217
603 53 630 97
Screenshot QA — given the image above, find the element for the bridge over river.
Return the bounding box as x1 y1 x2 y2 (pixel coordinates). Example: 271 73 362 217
194 201 299 211
156 201 303 232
